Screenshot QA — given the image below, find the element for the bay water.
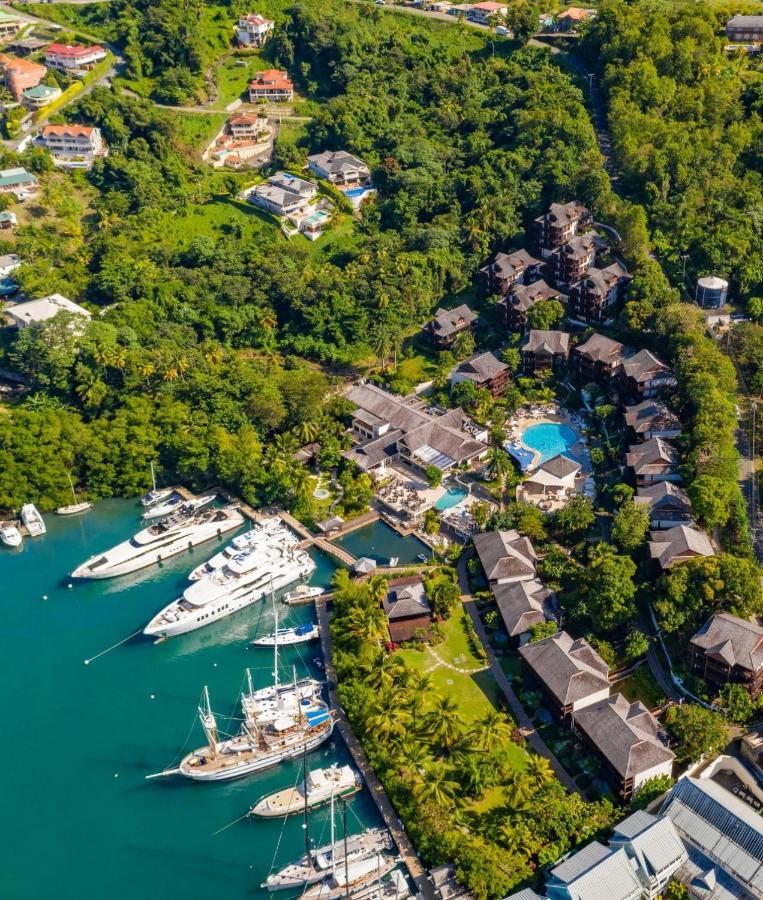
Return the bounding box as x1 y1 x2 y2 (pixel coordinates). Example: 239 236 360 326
0 500 383 899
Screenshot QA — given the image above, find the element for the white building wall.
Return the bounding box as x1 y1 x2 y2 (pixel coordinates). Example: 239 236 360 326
571 685 611 713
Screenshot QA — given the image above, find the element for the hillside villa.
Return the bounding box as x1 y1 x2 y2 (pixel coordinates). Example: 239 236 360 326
307 150 371 187
689 612 763 698
249 171 318 216
235 13 274 46
21 83 62 110
521 329 570 373
249 69 294 102
0 53 46 101
0 166 38 198
648 524 715 570
422 303 476 350
450 351 509 398
5 294 90 329
44 43 107 73
37 125 109 169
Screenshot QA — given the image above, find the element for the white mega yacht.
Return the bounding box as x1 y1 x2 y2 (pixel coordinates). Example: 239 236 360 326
187 517 292 581
143 529 315 639
71 505 244 579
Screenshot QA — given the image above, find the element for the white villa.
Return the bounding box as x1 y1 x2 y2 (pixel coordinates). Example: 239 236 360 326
235 13 274 46
5 294 91 329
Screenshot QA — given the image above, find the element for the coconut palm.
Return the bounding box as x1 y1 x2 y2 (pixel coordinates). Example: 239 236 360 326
347 604 387 644
426 695 465 753
366 575 389 607
364 654 405 692
470 709 511 753
504 769 533 810
289 466 312 501
297 420 320 445
525 753 554 789
499 820 536 859
74 370 106 410
458 754 487 798
396 736 429 781
414 761 459 808
365 694 411 744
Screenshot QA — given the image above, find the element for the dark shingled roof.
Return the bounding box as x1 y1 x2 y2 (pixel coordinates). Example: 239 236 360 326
509 279 561 311
454 351 507 382
575 333 628 363
472 529 537 582
523 329 570 356
624 400 681 435
383 576 431 621
428 303 477 337
635 481 692 514
648 524 714 569
618 348 672 383
690 612 763 673
483 248 542 280
492 578 553 637
519 630 609 708
539 453 581 479
626 437 680 476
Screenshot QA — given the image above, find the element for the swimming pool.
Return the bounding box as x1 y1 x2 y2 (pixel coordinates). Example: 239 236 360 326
435 486 468 511
344 186 373 198
521 423 579 464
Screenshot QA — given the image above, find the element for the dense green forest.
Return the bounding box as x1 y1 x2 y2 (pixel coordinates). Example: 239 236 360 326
0 2 614 512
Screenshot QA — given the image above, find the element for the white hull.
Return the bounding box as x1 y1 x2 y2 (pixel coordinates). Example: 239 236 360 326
21 504 46 536
56 502 92 516
188 520 293 580
251 765 360 817
0 524 22 547
72 507 244 579
283 586 324 604
144 552 315 638
142 494 213 522
179 720 334 782
302 856 397 900
252 623 319 646
141 487 174 507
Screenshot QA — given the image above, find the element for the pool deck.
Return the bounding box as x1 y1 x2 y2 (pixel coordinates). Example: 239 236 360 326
507 409 590 474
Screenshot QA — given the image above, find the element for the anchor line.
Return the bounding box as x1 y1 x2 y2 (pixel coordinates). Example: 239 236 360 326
83 629 142 665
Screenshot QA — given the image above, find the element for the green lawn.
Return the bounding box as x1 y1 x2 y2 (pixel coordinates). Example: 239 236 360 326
277 118 309 149
613 665 666 710
168 112 227 152
213 55 263 108
153 195 280 250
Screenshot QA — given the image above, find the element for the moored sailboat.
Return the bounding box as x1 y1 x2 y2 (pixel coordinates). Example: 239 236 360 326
56 472 93 516
141 493 214 522
141 462 174 508
250 621 319 647
250 764 361 817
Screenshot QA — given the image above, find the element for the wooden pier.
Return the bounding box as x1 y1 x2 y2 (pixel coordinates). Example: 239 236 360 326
316 599 435 900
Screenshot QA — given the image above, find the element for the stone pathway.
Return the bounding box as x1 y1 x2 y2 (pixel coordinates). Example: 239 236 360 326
424 644 489 675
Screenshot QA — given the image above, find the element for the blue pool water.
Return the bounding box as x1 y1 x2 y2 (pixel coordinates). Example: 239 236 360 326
521 422 578 464
344 186 371 198
435 487 468 510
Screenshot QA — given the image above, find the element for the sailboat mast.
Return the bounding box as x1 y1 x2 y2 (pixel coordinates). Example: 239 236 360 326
342 797 350 900
330 789 336 877
151 461 157 491
67 471 76 504
272 580 279 695
303 741 311 861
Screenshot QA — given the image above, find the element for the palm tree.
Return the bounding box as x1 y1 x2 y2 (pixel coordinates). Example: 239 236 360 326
426 695 465 753
504 769 533 810
347 604 387 644
414 761 459 808
140 361 156 387
499 820 536 859
365 694 411 744
470 709 510 753
258 307 277 333
459 754 487 798
525 753 554 789
366 574 389 607
297 420 320 445
74 370 105 410
365 654 405 692
396 736 429 781
289 466 312 502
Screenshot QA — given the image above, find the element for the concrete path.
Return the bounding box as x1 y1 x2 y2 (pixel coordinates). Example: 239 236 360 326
456 555 582 796
424 644 489 675
315 599 436 900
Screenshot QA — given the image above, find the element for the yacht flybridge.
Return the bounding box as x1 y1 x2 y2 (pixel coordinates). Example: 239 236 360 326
71 505 244 579
188 517 290 581
143 521 315 638
21 504 46 537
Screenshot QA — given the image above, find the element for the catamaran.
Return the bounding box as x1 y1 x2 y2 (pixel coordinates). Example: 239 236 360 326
187 517 292 581
141 462 174 508
143 530 315 639
251 621 320 647
0 521 22 547
251 764 361 818
71 505 244 579
21 503 46 537
141 493 214 522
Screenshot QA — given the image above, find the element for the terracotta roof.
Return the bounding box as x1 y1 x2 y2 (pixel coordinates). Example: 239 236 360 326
46 43 105 58
41 124 96 138
558 6 590 20
251 69 293 90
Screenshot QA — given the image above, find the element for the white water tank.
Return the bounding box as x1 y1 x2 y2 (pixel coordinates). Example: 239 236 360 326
696 275 728 309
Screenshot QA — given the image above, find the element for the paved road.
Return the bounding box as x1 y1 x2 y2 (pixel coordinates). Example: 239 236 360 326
315 599 436 900
456 554 583 796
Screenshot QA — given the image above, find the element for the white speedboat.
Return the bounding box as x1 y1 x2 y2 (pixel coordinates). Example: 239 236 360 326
141 494 214 522
21 503 46 536
141 462 174 507
72 506 244 579
251 764 361 818
56 502 93 516
188 518 290 580
144 535 315 639
252 622 319 647
283 585 325 605
0 521 22 547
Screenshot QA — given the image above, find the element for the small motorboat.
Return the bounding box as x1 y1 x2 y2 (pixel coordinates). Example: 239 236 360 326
142 494 214 521
21 503 46 537
0 521 22 547
282 585 324 605
388 557 399 567
417 553 427 563
251 622 320 647
56 502 93 516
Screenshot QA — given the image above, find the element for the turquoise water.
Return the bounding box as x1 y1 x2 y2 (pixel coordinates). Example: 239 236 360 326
521 423 578 464
334 520 429 564
434 487 468 511
0 500 382 899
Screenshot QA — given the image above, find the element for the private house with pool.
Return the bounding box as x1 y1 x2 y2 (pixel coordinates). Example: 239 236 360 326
572 333 629 385
571 694 675 802
38 125 109 169
422 303 477 350
0 165 38 198
521 329 570 373
249 171 318 216
493 578 556 645
479 248 543 297
534 200 593 258
689 612 763 698
518 630 610 719
307 150 371 187
626 437 681 486
450 351 509 398
21 83 61 110
635 482 694 529
472 529 537 587
500 279 563 332
624 400 682 442
343 383 488 475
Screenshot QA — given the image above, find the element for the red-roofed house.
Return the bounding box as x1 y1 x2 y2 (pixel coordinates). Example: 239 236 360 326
248 69 294 103
38 125 108 169
557 7 593 30
467 2 508 24
0 54 46 101
45 43 107 73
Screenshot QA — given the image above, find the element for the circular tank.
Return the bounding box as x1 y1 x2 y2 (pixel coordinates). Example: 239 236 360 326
696 275 729 309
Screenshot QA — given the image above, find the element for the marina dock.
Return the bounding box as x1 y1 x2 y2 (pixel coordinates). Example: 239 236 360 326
316 598 435 900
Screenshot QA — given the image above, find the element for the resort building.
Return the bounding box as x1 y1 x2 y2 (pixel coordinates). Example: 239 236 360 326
0 165 38 197
21 83 61 110
343 383 487 474
521 329 570 373
607 811 688 898
479 248 543 297
0 253 20 278
551 232 602 286
422 303 477 350
615 349 675 402
250 172 317 216
572 333 629 384
741 727 763 774
44 43 107 73
648 524 714 570
518 453 582 509
235 13 274 46
518 630 610 718
38 125 108 169
0 53 46 101
307 150 371 186
572 694 675 801
382 576 433 643
689 612 763 698
501 279 562 332
493 578 554 645
661 776 763 898
635 482 694 530
626 437 681 486
534 200 592 258
567 262 631 323
726 14 763 43
5 293 91 329
450 351 509 398
472 529 537 587
248 69 294 102
624 400 682 442
466 2 508 24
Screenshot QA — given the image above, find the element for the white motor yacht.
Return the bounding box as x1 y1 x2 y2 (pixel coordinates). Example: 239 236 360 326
21 504 46 537
71 505 244 579
283 585 325 605
187 517 291 581
0 521 22 547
